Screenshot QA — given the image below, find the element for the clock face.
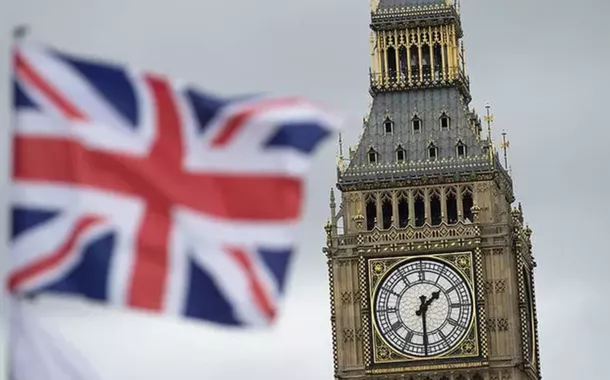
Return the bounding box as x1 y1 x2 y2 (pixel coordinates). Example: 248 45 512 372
373 258 474 358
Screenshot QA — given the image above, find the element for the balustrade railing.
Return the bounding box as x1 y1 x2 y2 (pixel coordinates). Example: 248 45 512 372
333 221 480 249
370 66 469 91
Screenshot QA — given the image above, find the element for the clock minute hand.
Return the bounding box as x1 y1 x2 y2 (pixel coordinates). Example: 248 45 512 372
415 295 429 356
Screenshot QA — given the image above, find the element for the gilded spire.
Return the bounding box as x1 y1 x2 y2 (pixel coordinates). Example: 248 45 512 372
500 130 510 169
484 102 494 142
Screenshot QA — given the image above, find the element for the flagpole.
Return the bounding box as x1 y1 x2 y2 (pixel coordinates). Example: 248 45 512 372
6 24 30 380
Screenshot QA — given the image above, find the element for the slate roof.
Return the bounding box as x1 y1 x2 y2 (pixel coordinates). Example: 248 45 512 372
339 86 496 185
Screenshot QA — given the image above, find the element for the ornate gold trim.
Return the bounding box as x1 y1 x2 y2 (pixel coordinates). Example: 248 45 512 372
366 360 488 374
367 252 481 365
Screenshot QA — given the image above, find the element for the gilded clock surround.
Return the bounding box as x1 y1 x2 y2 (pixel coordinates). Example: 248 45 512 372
323 1 541 380
368 252 481 364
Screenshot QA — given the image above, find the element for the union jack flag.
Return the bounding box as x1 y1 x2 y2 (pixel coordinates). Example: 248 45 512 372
9 43 340 327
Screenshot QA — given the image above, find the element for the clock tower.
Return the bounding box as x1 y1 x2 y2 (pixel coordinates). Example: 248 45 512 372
323 1 542 380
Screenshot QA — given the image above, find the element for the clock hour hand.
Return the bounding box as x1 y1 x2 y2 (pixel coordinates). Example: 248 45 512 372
416 291 441 316
426 291 441 307
415 295 427 316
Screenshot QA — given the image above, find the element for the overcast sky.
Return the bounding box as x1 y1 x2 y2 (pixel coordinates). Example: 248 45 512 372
1 0 609 379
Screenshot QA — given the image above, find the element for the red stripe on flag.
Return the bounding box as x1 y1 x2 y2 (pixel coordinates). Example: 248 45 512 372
210 98 303 147
127 75 181 310
13 137 303 221
7 216 102 292
228 247 276 322
14 52 88 121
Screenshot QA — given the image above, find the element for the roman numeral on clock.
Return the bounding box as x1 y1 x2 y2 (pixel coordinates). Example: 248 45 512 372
451 302 471 308
391 321 403 332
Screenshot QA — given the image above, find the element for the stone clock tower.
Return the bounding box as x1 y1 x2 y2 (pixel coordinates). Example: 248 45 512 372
323 1 542 380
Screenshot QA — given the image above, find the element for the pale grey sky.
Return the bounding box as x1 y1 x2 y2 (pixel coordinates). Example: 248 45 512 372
1 0 609 379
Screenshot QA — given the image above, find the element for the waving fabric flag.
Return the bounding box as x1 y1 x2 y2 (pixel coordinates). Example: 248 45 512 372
9 42 340 328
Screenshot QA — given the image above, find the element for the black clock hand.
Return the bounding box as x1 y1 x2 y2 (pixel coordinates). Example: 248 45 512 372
415 295 429 356
425 291 441 307
415 295 427 316
415 291 440 356
421 307 429 356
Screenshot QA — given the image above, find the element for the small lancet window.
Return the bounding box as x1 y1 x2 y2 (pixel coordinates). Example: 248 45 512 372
414 191 425 227
381 194 393 229
446 188 458 225
368 148 378 164
430 190 442 226
440 112 450 129
428 143 438 160
462 187 474 223
365 195 377 231
456 141 467 158
396 145 406 162
397 192 409 228
412 116 422 133
384 117 394 135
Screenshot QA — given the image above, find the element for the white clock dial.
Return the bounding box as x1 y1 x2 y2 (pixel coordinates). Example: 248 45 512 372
373 258 474 357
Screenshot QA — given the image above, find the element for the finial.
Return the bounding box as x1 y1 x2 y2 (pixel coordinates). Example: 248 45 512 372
337 132 345 173
324 219 332 242
500 130 510 169
484 102 494 141
518 202 523 214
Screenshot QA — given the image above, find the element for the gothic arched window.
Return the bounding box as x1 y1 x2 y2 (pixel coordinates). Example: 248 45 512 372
414 190 425 227
381 193 393 229
397 191 409 228
412 115 422 133
383 117 394 135
462 186 474 222
365 194 377 231
440 112 450 129
368 147 378 164
428 142 438 160
456 140 467 158
396 145 406 162
430 189 442 226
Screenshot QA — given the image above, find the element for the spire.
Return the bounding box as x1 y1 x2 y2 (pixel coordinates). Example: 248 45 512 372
484 102 495 165
337 132 345 173
484 102 494 142
500 130 510 169
329 188 337 234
